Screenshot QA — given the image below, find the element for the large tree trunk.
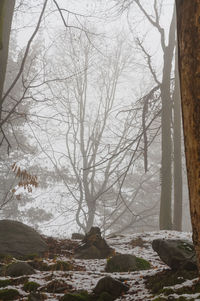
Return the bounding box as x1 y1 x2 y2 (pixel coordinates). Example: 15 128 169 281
176 0 200 272
173 45 183 231
0 0 15 103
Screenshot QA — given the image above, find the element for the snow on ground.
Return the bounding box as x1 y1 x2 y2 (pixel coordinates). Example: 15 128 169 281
0 230 195 300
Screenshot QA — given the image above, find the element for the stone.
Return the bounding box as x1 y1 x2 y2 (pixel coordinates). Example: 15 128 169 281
0 220 48 259
105 254 151 272
60 291 89 301
2 262 35 277
152 239 197 270
74 227 114 259
71 233 85 240
28 292 46 301
0 288 20 300
93 276 129 299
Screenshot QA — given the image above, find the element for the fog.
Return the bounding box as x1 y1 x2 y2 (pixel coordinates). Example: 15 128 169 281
0 0 191 238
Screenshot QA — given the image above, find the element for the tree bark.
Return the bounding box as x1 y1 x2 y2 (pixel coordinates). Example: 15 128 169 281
176 0 200 272
159 6 176 230
173 45 182 231
0 0 15 103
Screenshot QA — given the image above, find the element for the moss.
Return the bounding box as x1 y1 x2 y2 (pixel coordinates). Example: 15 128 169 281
135 257 151 270
23 281 40 292
145 269 198 294
0 254 13 264
0 288 20 300
160 281 200 297
51 260 73 271
23 254 40 260
96 292 114 301
0 279 12 288
178 242 194 253
60 291 90 301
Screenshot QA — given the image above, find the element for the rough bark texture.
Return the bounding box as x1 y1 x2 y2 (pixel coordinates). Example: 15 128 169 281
173 46 182 231
176 0 200 272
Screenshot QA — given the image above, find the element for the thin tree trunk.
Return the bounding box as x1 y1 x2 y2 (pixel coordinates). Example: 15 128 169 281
173 45 182 231
159 6 176 230
176 0 200 273
86 201 96 233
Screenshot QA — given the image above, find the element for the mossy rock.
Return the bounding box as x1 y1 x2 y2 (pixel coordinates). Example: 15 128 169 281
51 260 73 271
96 292 114 301
145 269 198 295
106 254 151 272
28 259 50 271
0 279 12 288
2 261 35 277
28 292 47 301
0 288 20 300
135 257 151 270
160 281 200 298
60 291 90 301
24 281 40 292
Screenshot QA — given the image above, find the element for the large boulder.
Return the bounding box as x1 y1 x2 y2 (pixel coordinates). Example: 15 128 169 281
74 227 114 259
93 276 129 299
0 220 48 259
105 254 151 272
152 239 197 270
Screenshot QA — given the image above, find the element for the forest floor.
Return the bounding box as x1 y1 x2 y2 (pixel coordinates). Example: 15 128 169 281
1 230 199 301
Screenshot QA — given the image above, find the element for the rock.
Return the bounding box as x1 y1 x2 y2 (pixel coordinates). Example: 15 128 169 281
105 254 151 272
71 233 85 240
0 220 48 259
28 292 46 301
42 279 73 293
152 239 197 270
93 276 129 299
0 288 20 300
1 262 35 277
74 227 114 259
60 291 89 301
96 292 114 301
23 281 40 292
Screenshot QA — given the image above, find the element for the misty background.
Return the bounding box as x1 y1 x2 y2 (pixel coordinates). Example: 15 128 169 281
0 0 191 237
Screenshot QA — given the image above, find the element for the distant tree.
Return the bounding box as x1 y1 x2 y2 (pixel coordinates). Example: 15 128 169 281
176 0 200 273
173 44 182 231
116 0 183 231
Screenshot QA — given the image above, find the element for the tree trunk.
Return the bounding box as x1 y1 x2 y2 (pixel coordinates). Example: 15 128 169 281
173 45 183 231
86 201 96 233
0 0 15 114
159 6 176 230
176 0 200 272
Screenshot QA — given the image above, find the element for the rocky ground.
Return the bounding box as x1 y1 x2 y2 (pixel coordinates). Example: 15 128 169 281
0 229 200 301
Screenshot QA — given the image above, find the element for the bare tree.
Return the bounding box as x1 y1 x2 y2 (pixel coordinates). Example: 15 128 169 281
116 0 183 230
